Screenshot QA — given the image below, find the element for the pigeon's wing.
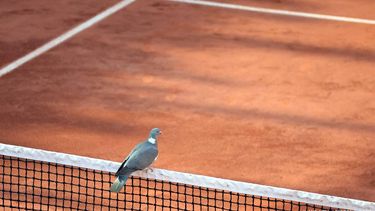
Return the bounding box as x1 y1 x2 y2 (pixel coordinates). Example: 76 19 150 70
115 161 127 176
125 143 158 170
115 142 144 176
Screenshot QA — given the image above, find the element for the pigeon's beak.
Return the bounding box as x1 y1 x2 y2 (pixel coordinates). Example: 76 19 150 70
159 131 163 135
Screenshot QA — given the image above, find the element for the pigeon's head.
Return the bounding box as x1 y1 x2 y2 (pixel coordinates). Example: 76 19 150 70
149 128 162 139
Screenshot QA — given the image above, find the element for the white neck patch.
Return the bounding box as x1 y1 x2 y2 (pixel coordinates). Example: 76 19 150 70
148 138 156 144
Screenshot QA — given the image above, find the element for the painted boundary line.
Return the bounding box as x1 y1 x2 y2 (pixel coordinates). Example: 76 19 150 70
0 0 136 78
170 0 375 25
1 143 374 211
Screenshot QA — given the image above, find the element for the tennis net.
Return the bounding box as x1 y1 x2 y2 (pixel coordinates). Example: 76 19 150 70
0 143 373 210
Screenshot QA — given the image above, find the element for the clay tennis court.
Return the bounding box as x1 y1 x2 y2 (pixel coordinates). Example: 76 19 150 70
0 0 374 204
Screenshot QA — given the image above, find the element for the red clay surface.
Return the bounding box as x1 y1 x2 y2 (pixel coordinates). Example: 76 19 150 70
0 0 374 202
0 0 118 67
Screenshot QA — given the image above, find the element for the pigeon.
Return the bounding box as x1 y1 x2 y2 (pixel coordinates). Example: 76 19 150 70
110 128 161 193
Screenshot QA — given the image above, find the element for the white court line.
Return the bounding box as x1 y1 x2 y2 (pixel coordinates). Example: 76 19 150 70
170 0 375 25
0 0 136 78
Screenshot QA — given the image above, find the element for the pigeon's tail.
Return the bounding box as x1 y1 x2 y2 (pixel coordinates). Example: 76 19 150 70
110 175 130 193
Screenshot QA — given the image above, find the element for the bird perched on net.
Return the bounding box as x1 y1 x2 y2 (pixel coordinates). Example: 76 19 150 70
110 128 162 193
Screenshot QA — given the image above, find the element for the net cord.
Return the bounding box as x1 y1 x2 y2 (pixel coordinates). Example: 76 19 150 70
0 143 373 211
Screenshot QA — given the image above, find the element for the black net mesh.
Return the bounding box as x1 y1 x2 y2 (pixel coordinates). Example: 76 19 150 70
0 155 345 210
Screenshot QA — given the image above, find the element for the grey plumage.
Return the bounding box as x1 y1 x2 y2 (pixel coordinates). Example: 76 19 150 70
110 128 161 193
